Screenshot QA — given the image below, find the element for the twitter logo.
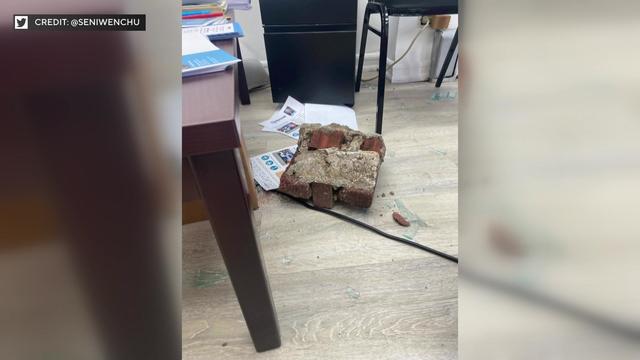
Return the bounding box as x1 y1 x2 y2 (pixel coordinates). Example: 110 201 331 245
14 16 28 30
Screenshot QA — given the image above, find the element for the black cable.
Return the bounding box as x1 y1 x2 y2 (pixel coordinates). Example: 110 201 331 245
277 193 640 340
276 191 458 264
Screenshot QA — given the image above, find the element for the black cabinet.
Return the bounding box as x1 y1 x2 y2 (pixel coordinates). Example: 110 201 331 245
260 0 357 106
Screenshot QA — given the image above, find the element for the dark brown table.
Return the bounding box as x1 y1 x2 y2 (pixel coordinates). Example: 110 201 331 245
182 39 281 352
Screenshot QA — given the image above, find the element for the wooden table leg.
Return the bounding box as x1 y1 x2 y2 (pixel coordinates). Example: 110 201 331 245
190 150 281 352
238 134 259 210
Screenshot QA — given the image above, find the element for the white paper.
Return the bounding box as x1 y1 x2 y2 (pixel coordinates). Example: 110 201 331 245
182 23 234 36
260 96 305 128
250 145 298 191
181 18 217 28
259 96 358 140
303 103 358 130
182 32 218 55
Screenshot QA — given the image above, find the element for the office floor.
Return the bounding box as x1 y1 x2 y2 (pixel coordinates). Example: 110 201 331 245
183 77 458 359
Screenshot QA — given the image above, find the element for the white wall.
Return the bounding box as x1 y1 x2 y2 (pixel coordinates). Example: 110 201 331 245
388 15 458 83
233 1 267 63
388 17 430 82
356 0 381 64
387 14 459 83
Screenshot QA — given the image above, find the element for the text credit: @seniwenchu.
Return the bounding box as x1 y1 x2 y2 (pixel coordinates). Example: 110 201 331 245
13 14 146 31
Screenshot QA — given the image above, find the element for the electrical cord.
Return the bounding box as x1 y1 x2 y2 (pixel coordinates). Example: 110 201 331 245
362 21 431 82
277 191 458 264
277 192 640 340
274 194 640 339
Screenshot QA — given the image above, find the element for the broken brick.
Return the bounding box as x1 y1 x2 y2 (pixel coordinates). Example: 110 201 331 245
309 129 345 150
278 123 386 208
338 187 374 208
279 172 311 199
392 212 410 227
311 183 334 208
360 136 386 158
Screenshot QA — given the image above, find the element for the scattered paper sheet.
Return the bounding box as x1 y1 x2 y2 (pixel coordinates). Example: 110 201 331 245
263 120 301 140
259 96 358 140
304 103 358 130
250 145 298 191
260 97 304 140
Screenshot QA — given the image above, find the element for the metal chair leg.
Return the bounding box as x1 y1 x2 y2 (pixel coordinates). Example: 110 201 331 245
436 28 458 88
375 3 389 134
355 5 372 93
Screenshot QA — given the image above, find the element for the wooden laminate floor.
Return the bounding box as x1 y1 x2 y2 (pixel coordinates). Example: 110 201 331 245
183 77 459 360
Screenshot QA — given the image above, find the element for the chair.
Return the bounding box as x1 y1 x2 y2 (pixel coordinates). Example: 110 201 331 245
355 0 459 134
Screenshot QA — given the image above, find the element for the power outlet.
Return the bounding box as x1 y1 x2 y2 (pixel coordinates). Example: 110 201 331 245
420 16 430 26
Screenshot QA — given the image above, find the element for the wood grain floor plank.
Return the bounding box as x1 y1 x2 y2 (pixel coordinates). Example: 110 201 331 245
183 76 458 359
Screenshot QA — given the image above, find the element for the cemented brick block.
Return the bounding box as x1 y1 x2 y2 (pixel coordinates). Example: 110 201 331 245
278 123 386 208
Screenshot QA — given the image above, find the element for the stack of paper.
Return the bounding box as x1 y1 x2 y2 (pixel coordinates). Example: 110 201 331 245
181 1 229 28
227 0 251 10
182 22 244 41
182 17 228 28
182 32 240 77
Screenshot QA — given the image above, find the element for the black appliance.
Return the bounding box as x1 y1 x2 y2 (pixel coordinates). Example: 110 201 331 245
259 0 357 106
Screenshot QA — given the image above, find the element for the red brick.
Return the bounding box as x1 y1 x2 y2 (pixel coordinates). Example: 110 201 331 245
279 172 311 199
311 183 334 208
309 130 344 150
392 212 410 227
337 187 374 208
360 137 386 158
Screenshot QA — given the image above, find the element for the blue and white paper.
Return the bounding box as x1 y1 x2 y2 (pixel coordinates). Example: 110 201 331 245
182 22 245 41
250 145 298 191
182 32 240 77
